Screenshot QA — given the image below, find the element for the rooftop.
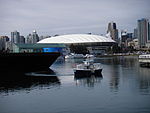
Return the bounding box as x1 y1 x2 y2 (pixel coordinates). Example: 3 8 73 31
38 34 115 44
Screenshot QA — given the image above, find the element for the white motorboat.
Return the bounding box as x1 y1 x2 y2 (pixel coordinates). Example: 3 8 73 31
84 54 95 59
139 54 150 67
65 53 84 59
74 60 102 77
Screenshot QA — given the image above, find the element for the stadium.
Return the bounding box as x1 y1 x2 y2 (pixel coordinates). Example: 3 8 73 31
38 34 116 55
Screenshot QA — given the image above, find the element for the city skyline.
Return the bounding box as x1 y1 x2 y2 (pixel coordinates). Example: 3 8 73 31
0 0 150 37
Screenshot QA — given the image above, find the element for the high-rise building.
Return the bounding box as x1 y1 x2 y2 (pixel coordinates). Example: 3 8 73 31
32 30 39 43
148 23 150 42
11 30 20 43
107 21 118 42
26 30 39 44
121 30 127 43
133 28 138 39
127 33 133 39
137 18 149 48
0 36 9 50
26 34 32 44
39 35 51 41
121 30 128 47
120 30 134 48
20 36 25 44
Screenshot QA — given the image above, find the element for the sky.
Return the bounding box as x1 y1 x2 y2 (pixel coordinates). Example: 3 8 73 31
0 0 150 37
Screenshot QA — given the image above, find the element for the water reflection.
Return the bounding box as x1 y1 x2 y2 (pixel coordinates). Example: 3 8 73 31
0 71 60 93
95 56 150 94
137 67 150 94
1 56 150 94
95 57 121 92
109 68 120 92
74 75 103 87
95 56 138 67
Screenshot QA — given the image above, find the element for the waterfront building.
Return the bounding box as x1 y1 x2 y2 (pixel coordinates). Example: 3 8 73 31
20 36 25 44
26 30 39 44
137 18 150 48
107 22 118 42
120 30 127 48
133 28 138 39
26 34 32 44
121 30 127 42
147 23 150 48
128 39 139 49
133 39 139 49
5 41 14 52
12 43 65 53
38 34 116 55
0 36 9 51
120 30 136 50
11 30 20 43
127 33 133 39
32 30 39 43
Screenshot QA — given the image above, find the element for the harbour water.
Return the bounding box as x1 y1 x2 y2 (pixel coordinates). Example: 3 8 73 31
0 56 150 113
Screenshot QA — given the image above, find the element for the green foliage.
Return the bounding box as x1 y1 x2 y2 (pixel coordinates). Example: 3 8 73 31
69 44 89 55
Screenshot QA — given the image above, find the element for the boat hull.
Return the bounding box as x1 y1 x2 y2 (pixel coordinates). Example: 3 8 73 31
74 69 102 78
0 52 60 72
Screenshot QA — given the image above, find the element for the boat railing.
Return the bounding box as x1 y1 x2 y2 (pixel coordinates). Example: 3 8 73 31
139 54 150 59
93 63 101 69
76 62 101 70
76 64 85 69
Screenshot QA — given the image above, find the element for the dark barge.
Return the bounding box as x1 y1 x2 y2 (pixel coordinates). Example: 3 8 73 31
0 52 60 72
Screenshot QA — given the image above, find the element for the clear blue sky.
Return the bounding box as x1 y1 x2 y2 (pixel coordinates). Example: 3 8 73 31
0 0 150 37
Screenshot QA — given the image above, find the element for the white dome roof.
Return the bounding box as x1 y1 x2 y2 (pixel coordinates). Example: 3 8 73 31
38 34 115 44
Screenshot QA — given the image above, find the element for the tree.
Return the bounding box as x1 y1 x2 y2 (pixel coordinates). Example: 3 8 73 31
69 44 89 55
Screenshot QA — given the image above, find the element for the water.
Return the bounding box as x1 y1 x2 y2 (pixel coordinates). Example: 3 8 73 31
0 56 150 113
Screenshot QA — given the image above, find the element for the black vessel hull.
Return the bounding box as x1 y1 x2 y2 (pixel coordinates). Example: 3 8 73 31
74 69 102 78
0 52 60 72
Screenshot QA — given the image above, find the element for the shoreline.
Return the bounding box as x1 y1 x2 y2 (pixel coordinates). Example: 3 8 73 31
96 54 139 57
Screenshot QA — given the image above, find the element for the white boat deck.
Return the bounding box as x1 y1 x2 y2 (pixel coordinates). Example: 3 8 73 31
139 54 150 67
75 61 101 71
139 54 150 59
